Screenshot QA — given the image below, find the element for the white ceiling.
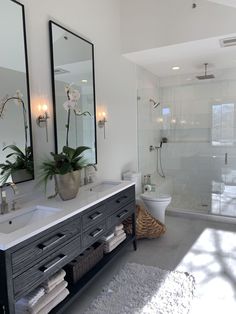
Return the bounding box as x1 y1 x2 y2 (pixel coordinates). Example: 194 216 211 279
207 0 236 8
124 33 236 78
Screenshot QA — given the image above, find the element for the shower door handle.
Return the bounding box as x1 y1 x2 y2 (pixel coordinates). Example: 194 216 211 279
225 153 228 165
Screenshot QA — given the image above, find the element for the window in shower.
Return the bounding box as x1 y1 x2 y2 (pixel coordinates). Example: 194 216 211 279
212 103 234 146
162 107 171 129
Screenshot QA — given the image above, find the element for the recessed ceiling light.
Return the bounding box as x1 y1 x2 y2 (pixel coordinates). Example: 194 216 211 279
81 79 88 83
172 66 180 70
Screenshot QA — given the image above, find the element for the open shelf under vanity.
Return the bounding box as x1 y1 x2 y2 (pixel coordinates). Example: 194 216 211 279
51 235 136 313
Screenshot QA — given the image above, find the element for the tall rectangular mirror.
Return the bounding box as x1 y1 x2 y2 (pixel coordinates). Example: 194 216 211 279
0 0 34 185
49 21 97 164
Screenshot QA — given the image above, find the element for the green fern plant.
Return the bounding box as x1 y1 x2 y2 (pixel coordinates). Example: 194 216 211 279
40 145 90 189
0 145 33 185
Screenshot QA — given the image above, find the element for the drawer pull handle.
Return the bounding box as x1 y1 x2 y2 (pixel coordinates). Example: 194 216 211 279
89 212 102 220
117 210 128 218
116 195 128 204
90 228 104 238
40 254 67 273
38 233 66 251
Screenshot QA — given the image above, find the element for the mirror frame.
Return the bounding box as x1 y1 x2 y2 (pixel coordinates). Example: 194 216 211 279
0 0 34 184
49 20 97 164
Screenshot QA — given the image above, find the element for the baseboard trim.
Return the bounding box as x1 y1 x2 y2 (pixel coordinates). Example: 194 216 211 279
167 208 236 224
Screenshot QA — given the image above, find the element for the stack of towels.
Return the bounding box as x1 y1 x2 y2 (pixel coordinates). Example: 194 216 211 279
101 224 126 253
15 269 69 314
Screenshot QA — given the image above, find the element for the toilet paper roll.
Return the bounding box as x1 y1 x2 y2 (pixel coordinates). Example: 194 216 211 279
144 184 152 192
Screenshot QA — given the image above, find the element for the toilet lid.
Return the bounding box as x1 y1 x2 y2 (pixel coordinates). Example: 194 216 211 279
140 193 171 202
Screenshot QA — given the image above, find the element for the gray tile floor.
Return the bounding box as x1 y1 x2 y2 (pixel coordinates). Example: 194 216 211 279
66 214 236 314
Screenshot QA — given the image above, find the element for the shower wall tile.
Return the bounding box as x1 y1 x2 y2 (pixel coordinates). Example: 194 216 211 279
138 70 236 214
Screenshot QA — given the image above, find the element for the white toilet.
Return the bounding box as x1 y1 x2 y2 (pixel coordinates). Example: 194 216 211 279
140 192 171 224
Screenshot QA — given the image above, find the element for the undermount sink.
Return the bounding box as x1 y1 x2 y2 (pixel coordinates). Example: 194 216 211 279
88 181 120 193
0 206 62 234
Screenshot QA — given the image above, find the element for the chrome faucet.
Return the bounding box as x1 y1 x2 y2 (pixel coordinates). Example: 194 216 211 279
84 164 98 185
0 182 19 214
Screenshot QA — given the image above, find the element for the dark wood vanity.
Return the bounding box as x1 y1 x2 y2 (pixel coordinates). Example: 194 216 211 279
0 185 136 314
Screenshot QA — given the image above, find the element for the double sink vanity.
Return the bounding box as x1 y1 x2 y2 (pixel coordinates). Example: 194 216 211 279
0 181 136 314
0 2 136 313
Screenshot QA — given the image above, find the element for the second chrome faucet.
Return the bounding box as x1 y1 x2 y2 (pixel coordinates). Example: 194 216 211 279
0 182 19 214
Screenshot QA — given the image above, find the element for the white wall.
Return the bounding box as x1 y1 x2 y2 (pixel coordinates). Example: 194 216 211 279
120 0 236 53
14 0 138 199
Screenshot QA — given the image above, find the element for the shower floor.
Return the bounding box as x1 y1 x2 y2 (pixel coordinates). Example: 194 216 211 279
169 185 236 218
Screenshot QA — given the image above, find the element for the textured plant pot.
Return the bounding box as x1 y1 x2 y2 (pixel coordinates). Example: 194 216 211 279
12 169 33 183
55 170 80 201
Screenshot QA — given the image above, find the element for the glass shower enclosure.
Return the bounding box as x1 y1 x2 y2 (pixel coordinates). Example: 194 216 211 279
137 70 236 218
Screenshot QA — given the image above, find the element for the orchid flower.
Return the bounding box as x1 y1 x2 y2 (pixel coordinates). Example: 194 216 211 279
0 91 28 151
14 90 24 106
63 84 91 146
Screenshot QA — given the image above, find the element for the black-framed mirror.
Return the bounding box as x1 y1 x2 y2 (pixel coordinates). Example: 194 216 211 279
49 21 97 164
0 0 34 185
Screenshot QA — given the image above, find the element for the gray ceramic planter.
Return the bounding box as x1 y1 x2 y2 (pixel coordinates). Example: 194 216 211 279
54 170 80 201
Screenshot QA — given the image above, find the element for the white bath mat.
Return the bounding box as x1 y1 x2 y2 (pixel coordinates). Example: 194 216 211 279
85 262 195 314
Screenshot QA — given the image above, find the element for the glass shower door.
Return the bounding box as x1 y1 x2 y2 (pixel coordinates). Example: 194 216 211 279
137 81 236 218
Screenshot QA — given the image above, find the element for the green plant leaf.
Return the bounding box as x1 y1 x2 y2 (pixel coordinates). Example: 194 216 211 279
73 146 90 158
39 145 91 193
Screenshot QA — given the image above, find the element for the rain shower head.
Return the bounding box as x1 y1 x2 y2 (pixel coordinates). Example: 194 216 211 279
196 63 215 80
149 98 160 108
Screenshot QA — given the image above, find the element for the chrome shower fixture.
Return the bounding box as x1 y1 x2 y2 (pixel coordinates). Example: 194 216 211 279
196 63 215 80
149 98 160 108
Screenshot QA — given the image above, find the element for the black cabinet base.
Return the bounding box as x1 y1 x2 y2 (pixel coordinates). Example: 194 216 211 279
50 236 136 314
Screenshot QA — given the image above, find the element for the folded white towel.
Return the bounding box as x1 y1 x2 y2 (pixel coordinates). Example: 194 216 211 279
115 224 123 232
104 234 126 253
104 231 125 247
37 288 69 314
104 233 126 252
32 280 68 314
100 233 115 242
15 281 68 314
15 286 45 313
42 269 66 293
115 229 125 237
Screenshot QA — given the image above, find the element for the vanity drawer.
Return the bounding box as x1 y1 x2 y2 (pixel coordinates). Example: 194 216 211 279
11 216 81 276
107 201 135 229
82 203 106 230
106 186 135 215
13 234 81 299
82 220 106 248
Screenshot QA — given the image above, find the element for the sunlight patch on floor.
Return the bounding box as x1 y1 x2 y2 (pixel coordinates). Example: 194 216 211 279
176 228 236 314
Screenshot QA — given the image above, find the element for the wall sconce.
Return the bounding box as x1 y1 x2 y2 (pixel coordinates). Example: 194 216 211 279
98 112 107 139
36 104 50 142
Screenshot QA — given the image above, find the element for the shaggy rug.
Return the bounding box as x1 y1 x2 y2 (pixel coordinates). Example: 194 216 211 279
85 263 195 314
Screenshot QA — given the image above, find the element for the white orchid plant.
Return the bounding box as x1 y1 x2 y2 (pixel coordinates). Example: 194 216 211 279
63 84 91 146
0 91 33 184
0 90 28 152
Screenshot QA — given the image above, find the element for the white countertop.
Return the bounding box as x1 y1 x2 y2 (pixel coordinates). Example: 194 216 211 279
0 180 135 250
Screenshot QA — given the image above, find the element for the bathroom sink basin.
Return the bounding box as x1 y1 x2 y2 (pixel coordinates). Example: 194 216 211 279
88 181 120 193
0 206 62 234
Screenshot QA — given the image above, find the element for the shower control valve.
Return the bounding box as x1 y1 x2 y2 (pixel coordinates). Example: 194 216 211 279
149 145 156 152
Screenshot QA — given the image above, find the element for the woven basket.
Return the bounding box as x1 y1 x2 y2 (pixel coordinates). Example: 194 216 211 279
64 242 104 284
123 205 166 239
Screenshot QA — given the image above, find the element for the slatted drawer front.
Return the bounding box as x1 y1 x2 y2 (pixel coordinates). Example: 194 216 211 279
82 203 106 230
12 216 81 276
82 220 106 248
107 202 135 229
106 186 135 215
13 235 81 299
